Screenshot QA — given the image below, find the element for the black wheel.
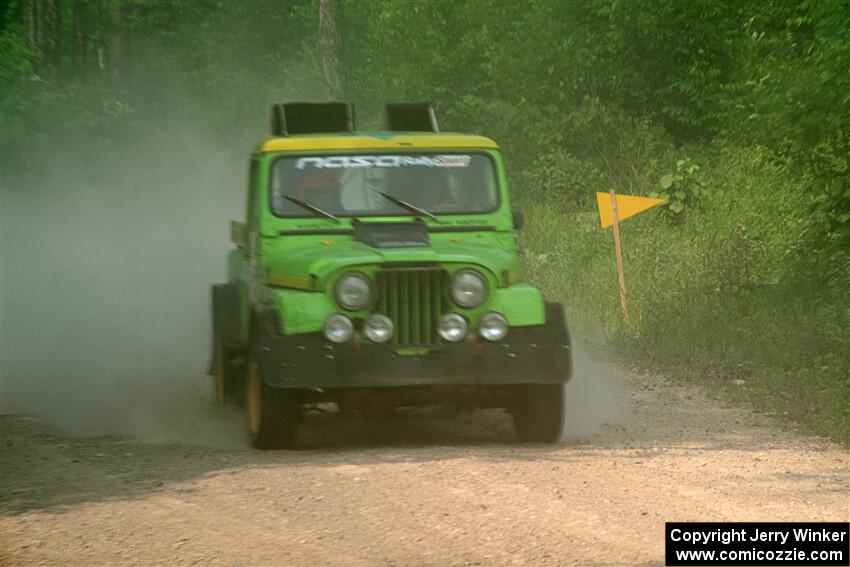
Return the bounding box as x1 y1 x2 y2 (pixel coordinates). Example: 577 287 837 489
212 338 242 406
513 383 565 443
245 354 300 449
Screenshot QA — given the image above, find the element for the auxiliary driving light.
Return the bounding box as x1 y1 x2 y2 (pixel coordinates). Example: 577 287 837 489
324 314 354 343
438 313 468 342
479 312 508 342
365 313 393 343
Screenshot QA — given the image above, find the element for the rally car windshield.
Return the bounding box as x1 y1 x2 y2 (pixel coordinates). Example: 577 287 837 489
269 153 499 219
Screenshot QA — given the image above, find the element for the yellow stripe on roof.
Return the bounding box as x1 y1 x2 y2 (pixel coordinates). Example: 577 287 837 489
257 133 499 153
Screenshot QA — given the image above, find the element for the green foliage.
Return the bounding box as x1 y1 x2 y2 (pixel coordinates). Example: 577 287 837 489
514 104 675 214
722 0 850 246
652 158 705 217
0 23 33 86
519 150 606 208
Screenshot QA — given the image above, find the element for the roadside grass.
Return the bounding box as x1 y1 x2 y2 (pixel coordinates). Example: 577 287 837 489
516 146 850 445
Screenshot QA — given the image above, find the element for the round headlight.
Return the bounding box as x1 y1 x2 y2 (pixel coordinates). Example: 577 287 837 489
438 313 468 342
365 313 393 343
324 314 353 343
451 270 487 308
335 273 372 311
479 312 508 342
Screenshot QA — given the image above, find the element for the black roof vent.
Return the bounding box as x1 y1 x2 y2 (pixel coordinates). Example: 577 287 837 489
385 102 439 132
271 102 356 136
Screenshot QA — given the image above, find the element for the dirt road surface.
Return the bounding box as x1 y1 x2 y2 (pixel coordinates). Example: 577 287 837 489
1 361 848 567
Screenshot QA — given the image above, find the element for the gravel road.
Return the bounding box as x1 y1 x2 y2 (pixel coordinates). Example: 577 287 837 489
1 361 847 567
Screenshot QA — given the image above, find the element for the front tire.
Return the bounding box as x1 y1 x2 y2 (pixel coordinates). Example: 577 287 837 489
245 357 300 449
513 384 565 443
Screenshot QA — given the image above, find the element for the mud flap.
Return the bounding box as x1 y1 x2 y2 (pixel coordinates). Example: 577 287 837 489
209 284 241 375
213 284 241 349
543 301 573 382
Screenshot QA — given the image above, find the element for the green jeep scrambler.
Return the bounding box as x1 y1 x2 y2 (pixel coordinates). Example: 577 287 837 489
211 102 572 448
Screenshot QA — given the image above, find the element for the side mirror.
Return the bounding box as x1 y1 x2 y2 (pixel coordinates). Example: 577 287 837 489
512 210 524 230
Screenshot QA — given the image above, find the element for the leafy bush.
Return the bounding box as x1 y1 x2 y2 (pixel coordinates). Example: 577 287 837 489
651 157 705 218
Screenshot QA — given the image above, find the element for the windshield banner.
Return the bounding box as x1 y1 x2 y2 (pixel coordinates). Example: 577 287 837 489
295 155 472 170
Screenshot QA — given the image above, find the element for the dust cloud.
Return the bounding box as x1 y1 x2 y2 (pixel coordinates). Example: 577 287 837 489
1 128 248 448
562 347 629 440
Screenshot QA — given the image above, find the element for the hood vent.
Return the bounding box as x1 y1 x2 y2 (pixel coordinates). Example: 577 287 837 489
352 219 430 249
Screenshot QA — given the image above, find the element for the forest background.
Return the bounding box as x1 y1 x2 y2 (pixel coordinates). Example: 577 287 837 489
1 0 847 442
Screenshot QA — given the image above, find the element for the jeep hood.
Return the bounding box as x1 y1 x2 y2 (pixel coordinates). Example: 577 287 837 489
264 237 521 289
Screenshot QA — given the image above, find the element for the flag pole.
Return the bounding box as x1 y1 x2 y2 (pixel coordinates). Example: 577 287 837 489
610 188 629 321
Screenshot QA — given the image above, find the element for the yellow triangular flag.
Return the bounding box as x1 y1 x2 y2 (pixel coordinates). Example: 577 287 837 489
596 192 665 228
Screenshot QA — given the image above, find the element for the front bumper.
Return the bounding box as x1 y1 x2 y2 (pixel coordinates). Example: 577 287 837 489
255 326 571 389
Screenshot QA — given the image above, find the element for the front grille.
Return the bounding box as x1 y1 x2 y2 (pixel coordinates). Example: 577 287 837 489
376 266 448 346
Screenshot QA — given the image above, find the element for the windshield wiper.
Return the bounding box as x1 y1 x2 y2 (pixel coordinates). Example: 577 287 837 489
282 195 339 223
375 191 438 222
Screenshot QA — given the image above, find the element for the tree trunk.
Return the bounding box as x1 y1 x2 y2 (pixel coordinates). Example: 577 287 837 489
37 0 61 80
110 2 128 83
71 0 87 80
27 0 37 51
53 0 62 77
319 0 344 100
